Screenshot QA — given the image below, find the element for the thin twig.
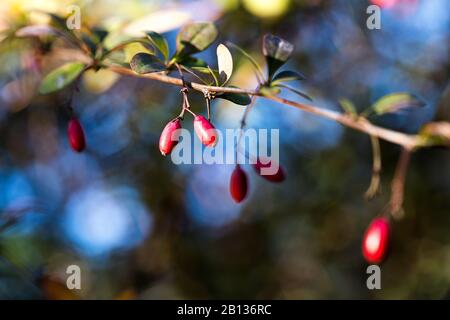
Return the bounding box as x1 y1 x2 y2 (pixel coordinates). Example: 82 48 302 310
389 148 412 220
365 135 382 200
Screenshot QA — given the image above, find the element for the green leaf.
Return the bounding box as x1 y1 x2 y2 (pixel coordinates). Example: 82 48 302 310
191 67 220 85
216 44 233 85
275 83 313 102
39 62 85 94
175 22 218 57
130 53 166 74
262 34 294 78
372 92 425 115
177 56 208 68
217 88 251 106
418 122 450 147
146 31 169 61
339 98 358 117
271 70 305 85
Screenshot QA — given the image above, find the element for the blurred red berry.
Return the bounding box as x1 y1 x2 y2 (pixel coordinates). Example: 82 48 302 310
252 158 285 183
193 115 218 147
230 165 248 203
67 117 86 152
159 118 182 156
362 217 390 264
370 0 397 8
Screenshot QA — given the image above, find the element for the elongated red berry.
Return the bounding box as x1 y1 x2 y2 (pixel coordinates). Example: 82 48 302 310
362 217 390 264
252 158 285 182
193 115 218 147
159 118 182 156
230 165 248 203
67 117 86 152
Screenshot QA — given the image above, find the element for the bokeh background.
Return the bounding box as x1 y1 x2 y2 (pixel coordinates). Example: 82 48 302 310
0 0 449 299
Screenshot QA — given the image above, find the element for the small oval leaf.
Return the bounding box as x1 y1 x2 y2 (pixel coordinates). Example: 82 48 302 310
130 53 166 74
217 44 233 85
39 62 85 95
176 22 218 57
372 92 425 115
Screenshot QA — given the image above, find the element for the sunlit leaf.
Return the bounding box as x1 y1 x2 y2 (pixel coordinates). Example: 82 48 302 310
39 62 85 94
146 31 169 61
419 122 450 147
372 92 425 115
217 87 251 106
271 70 305 85
130 53 166 74
15 25 57 37
262 34 294 78
176 22 218 57
82 68 120 94
216 43 233 85
124 42 154 63
339 98 358 117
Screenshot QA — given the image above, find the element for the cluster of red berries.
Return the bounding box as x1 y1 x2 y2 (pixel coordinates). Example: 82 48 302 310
159 114 218 155
67 108 390 266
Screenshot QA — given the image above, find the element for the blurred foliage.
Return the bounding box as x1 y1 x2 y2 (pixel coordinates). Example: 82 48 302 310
0 0 450 299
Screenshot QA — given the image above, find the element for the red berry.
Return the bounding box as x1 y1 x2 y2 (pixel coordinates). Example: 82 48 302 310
159 118 182 156
362 217 390 264
67 117 86 152
193 115 218 147
230 165 248 203
252 158 285 183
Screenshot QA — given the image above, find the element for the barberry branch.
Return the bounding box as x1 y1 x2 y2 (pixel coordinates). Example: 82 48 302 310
107 65 421 150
